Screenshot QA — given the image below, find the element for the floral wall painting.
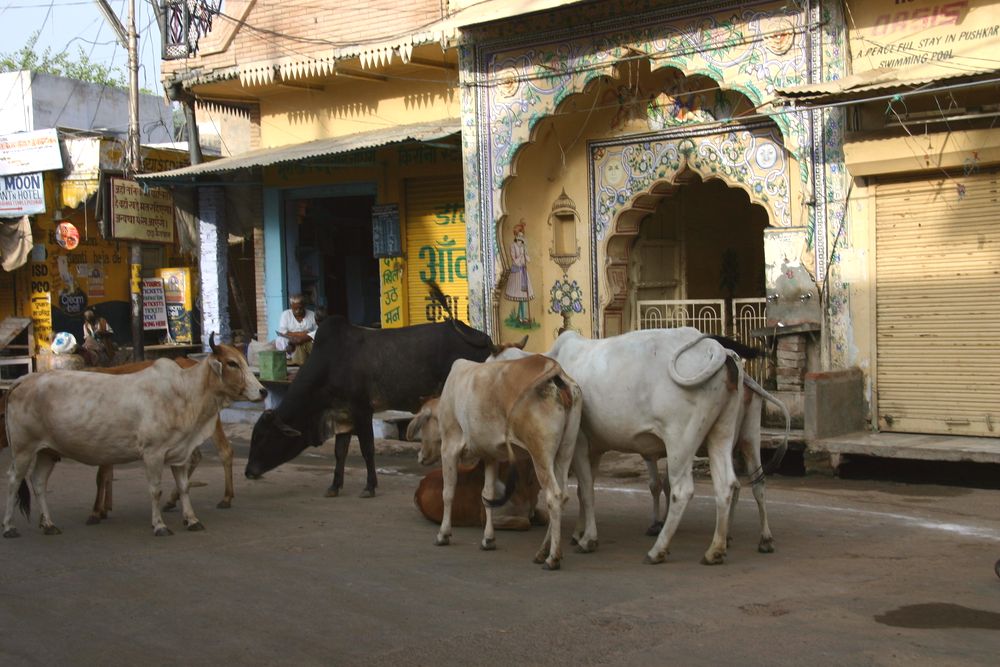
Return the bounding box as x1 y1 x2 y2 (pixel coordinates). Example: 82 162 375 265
550 276 585 334
503 221 539 330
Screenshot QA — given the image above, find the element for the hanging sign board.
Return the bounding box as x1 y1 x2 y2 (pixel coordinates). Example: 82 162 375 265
110 177 175 243
372 204 402 258
0 129 62 177
0 172 45 216
142 278 169 331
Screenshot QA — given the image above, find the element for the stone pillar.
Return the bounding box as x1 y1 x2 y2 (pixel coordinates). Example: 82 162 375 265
198 186 231 348
776 333 807 391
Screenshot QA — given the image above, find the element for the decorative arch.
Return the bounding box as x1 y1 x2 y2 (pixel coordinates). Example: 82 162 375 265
590 120 789 336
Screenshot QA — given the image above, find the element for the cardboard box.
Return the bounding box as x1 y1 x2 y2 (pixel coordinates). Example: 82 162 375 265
258 350 287 381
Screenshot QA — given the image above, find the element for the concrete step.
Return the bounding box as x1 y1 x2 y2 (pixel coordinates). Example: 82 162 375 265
811 430 1000 465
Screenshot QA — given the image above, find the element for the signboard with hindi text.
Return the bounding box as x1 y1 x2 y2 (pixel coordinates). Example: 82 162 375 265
110 177 175 243
0 129 62 177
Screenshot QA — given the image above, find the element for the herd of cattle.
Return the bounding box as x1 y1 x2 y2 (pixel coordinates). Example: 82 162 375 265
0 285 789 571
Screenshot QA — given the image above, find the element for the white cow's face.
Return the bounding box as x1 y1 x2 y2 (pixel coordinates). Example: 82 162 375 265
407 399 442 466
210 340 267 403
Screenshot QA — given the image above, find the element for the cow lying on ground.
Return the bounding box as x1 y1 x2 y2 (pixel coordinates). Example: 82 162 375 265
2 335 266 537
494 328 788 565
85 357 237 525
409 399 545 531
411 354 582 570
245 282 513 498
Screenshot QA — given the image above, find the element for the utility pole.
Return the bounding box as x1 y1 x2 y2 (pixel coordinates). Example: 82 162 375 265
96 0 144 361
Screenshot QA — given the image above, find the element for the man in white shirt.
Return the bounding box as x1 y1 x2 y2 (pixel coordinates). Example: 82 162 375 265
275 294 318 365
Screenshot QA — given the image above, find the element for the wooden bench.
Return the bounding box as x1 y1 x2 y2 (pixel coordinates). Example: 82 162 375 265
0 317 33 392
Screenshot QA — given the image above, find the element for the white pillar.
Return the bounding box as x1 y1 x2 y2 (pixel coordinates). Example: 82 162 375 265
198 186 231 349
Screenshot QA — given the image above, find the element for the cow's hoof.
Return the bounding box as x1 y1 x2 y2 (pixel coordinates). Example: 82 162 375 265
85 515 102 525
324 487 340 498
162 501 178 512
42 525 62 535
186 521 205 532
643 553 665 565
359 488 375 498
645 521 664 537
701 553 725 565
217 499 232 510
758 538 775 554
542 559 561 571
435 534 450 546
3 527 20 538
154 527 174 537
574 538 598 554
480 538 496 551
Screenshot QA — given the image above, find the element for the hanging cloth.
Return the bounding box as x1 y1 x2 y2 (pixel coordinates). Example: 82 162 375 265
0 215 33 271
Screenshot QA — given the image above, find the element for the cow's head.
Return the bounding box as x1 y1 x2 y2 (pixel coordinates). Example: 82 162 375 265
208 333 267 403
245 409 314 479
406 398 442 466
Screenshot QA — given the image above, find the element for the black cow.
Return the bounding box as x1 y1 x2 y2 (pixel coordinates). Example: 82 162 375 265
245 306 510 497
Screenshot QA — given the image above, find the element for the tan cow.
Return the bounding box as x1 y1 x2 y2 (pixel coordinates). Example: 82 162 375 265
2 335 266 538
85 357 237 525
414 354 582 570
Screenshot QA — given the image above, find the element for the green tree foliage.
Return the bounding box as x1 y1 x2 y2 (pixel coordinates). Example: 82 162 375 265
0 30 128 89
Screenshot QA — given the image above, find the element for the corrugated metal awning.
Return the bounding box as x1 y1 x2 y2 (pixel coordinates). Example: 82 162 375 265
136 119 460 184
772 67 1000 106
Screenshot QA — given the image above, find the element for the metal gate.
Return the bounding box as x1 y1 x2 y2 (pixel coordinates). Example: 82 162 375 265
637 298 768 384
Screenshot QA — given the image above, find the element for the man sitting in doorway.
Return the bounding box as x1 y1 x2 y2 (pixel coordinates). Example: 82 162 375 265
80 308 117 367
275 294 318 366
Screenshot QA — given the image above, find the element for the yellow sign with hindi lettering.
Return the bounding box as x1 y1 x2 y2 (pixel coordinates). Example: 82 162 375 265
110 177 175 243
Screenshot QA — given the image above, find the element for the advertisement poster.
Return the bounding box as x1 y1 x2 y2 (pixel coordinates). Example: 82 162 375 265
158 267 193 343
0 172 45 216
142 278 168 331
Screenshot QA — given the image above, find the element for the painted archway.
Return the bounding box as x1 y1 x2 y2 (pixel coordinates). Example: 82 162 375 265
592 120 789 336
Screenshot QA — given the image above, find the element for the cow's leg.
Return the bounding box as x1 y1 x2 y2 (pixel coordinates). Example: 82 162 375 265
480 459 498 551
3 449 35 538
31 451 60 535
212 420 235 509
356 410 378 498
644 457 667 536
532 459 564 571
571 436 599 553
325 433 352 497
88 464 113 525
737 394 773 553
164 448 202 511
702 433 739 565
435 445 460 546
142 452 172 536
170 463 204 531
644 455 695 565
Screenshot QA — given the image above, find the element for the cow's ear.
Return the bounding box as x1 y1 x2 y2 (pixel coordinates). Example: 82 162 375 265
209 358 223 377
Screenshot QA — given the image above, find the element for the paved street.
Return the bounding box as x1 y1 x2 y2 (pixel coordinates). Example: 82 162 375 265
1 425 999 666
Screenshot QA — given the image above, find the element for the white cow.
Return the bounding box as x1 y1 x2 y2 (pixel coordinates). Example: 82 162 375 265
413 353 582 570
496 328 789 565
2 336 266 537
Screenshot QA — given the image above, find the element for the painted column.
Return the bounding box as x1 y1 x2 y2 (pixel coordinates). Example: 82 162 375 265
198 186 230 348
262 188 286 340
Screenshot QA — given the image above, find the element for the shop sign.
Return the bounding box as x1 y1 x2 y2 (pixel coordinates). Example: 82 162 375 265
142 278 169 331
30 292 52 350
0 129 62 176
0 172 45 215
372 204 402 257
379 257 406 329
110 177 175 243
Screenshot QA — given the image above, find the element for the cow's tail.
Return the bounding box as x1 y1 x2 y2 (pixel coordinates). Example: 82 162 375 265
484 358 566 509
667 333 729 387
743 374 790 477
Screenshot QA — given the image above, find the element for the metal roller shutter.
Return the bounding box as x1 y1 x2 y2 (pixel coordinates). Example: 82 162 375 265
405 177 469 324
875 169 1000 436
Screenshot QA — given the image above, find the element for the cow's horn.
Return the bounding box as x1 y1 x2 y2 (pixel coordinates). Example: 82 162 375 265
209 332 219 354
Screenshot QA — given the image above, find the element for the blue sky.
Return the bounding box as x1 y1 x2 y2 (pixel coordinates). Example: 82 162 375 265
3 0 163 93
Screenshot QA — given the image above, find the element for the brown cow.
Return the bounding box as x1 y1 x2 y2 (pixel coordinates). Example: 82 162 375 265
412 456 546 531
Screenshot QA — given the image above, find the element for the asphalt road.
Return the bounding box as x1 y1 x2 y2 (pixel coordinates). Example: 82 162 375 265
1 426 999 666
